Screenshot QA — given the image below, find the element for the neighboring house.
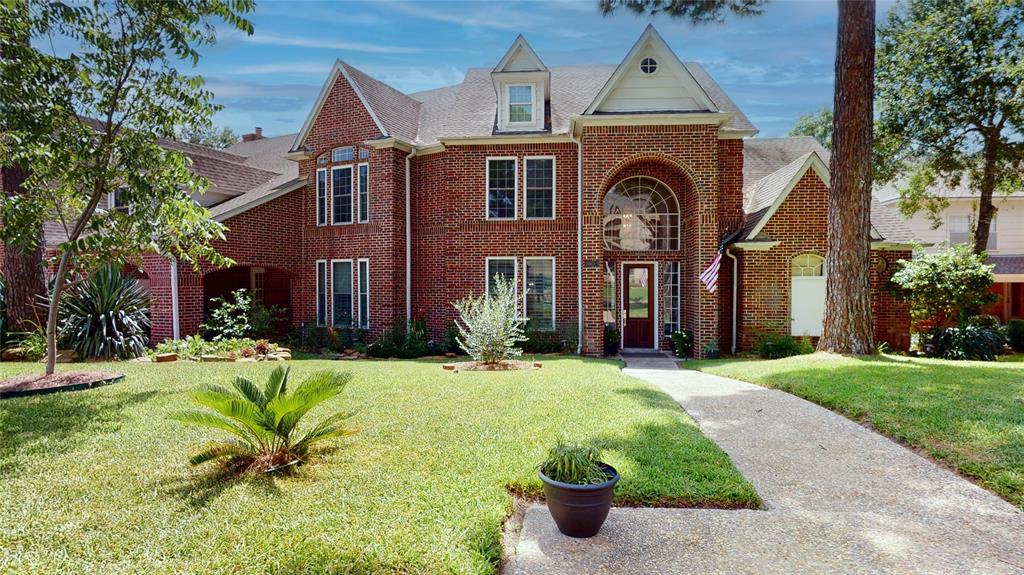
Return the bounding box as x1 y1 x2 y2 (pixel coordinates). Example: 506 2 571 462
875 181 1024 323
2 26 915 355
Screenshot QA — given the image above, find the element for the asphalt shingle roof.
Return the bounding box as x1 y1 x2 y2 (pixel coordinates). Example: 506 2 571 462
988 255 1024 275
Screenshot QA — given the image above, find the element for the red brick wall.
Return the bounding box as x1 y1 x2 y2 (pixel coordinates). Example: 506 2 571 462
872 249 911 350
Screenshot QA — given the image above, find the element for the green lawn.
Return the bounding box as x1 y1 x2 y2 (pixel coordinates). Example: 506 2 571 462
0 357 757 575
688 353 1024 508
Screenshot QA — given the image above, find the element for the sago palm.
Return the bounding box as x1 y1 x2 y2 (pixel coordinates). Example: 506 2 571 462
173 366 356 473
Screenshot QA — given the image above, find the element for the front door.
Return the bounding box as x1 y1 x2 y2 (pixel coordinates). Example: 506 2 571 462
623 264 654 348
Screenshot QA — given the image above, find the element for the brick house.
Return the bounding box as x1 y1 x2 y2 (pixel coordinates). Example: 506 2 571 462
8 26 914 356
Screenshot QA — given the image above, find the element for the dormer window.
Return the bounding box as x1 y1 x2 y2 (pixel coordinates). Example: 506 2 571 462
508 84 534 124
640 57 658 75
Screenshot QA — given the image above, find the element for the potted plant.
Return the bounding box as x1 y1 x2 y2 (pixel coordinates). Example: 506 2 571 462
703 340 720 359
538 441 619 538
669 329 693 359
603 324 621 357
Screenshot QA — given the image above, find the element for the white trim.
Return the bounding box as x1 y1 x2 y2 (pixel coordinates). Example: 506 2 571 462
493 35 548 73
441 134 571 146
731 241 781 251
316 168 328 227
485 256 518 299
523 156 556 220
329 258 354 328
485 156 518 221
572 133 583 354
871 241 917 250
503 82 540 130
620 260 659 351
719 128 759 139
584 24 718 116
315 259 328 327
405 151 415 321
356 162 370 223
363 136 414 152
330 165 354 225
995 273 1024 282
357 258 370 330
523 257 556 331
571 112 732 135
213 178 306 223
169 256 180 340
292 60 388 153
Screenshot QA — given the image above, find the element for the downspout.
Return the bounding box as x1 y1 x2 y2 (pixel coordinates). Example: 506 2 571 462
570 131 583 355
405 148 416 321
169 255 180 340
725 248 738 355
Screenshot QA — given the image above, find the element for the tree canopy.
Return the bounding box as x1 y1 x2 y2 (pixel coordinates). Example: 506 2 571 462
890 243 997 330
177 124 239 149
876 0 1024 254
788 106 833 150
598 0 765 22
0 0 254 373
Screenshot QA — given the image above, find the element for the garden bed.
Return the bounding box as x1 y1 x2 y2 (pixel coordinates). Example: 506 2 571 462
443 359 541 372
0 371 124 399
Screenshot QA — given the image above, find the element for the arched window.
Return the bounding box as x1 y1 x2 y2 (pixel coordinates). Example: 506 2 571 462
603 176 680 251
791 254 825 277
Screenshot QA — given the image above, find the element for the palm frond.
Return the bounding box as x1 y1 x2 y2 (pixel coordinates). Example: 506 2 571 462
232 375 266 408
263 365 289 401
170 410 260 447
293 411 357 454
188 442 256 466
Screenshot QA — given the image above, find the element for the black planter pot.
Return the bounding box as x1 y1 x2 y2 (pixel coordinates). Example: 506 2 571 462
539 463 619 538
705 350 720 359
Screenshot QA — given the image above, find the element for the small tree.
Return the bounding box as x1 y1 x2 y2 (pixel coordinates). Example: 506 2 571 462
890 244 997 331
452 276 527 364
788 106 833 150
0 0 254 375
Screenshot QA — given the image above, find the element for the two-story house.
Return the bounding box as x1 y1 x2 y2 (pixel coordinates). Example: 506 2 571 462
875 180 1024 323
119 26 912 356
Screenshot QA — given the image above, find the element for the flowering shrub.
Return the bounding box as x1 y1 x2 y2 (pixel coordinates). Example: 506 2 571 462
452 276 527 364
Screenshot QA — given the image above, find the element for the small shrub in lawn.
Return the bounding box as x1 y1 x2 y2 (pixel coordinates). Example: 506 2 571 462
59 265 150 360
539 440 611 485
1007 319 1024 352
367 318 429 358
522 330 566 354
202 289 253 341
452 276 527 364
934 325 1004 361
757 333 814 359
669 329 694 358
172 366 356 474
603 323 621 356
287 324 365 353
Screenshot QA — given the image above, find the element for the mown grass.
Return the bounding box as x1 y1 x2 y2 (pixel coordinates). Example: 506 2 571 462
0 357 757 575
688 353 1024 509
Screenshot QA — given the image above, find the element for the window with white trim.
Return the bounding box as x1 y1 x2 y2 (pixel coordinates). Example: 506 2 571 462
250 267 265 304
316 261 327 326
603 263 616 324
949 215 996 249
662 262 679 335
109 188 129 212
332 146 353 163
332 260 353 328
332 166 353 225
316 169 327 226
358 259 369 329
507 84 533 124
525 157 554 219
487 158 517 220
317 153 329 165
486 257 517 297
357 163 369 223
524 258 554 331
358 147 369 159
791 254 824 277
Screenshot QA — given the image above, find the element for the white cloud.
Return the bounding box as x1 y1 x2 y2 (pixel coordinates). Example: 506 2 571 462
231 61 334 76
244 32 422 54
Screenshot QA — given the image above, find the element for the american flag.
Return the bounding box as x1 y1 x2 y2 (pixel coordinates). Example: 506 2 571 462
700 250 723 293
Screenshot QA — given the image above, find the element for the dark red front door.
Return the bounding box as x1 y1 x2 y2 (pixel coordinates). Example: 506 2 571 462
623 264 654 348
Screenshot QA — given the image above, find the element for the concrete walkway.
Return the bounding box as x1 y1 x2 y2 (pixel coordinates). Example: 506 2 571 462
505 356 1024 574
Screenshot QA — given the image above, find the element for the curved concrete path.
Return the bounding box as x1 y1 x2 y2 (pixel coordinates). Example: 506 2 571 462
505 356 1024 574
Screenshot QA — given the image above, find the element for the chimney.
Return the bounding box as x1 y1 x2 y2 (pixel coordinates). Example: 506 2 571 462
242 126 264 142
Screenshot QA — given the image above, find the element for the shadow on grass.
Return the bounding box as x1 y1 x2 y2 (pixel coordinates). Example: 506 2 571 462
0 389 158 476
162 465 283 510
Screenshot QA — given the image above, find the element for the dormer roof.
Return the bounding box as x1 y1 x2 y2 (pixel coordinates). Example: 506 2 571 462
493 34 548 73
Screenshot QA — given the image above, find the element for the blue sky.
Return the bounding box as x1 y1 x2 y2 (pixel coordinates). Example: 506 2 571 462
195 0 897 139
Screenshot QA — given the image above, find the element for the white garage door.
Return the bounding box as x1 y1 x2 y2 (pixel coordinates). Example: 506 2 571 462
791 276 826 336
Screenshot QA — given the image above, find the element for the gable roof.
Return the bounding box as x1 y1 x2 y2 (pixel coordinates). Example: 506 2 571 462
741 151 830 240
211 133 302 222
493 35 547 73
584 24 717 115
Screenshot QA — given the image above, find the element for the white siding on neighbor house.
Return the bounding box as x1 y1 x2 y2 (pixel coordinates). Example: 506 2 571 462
886 197 1024 256
596 49 708 113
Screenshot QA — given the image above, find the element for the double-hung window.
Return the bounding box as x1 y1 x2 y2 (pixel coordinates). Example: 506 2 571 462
524 157 554 219
316 261 328 326
486 257 517 297
331 260 353 328
357 163 369 223
358 259 370 329
332 166 353 225
487 158 517 220
507 84 533 124
524 258 555 331
316 169 327 226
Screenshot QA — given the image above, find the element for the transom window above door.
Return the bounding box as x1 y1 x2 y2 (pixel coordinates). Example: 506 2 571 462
603 176 680 251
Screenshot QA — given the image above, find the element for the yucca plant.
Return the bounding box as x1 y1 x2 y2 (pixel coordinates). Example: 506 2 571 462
59 265 150 359
173 366 356 473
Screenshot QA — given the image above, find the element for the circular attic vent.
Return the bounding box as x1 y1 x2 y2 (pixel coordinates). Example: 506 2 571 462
639 57 658 75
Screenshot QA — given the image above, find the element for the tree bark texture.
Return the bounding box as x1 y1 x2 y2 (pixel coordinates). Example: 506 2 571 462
2 165 47 333
973 130 999 255
818 0 876 355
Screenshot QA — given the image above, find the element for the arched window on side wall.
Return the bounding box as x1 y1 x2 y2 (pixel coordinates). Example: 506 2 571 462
790 254 826 336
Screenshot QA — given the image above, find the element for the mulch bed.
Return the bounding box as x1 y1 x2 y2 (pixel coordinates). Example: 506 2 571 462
0 371 125 399
443 360 542 372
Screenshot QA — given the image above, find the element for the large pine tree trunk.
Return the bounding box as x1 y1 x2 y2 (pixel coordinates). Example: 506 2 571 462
973 131 999 255
818 0 876 355
2 165 47 333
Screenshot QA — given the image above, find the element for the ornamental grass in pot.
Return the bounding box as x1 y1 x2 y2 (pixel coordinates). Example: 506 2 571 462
538 441 619 538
